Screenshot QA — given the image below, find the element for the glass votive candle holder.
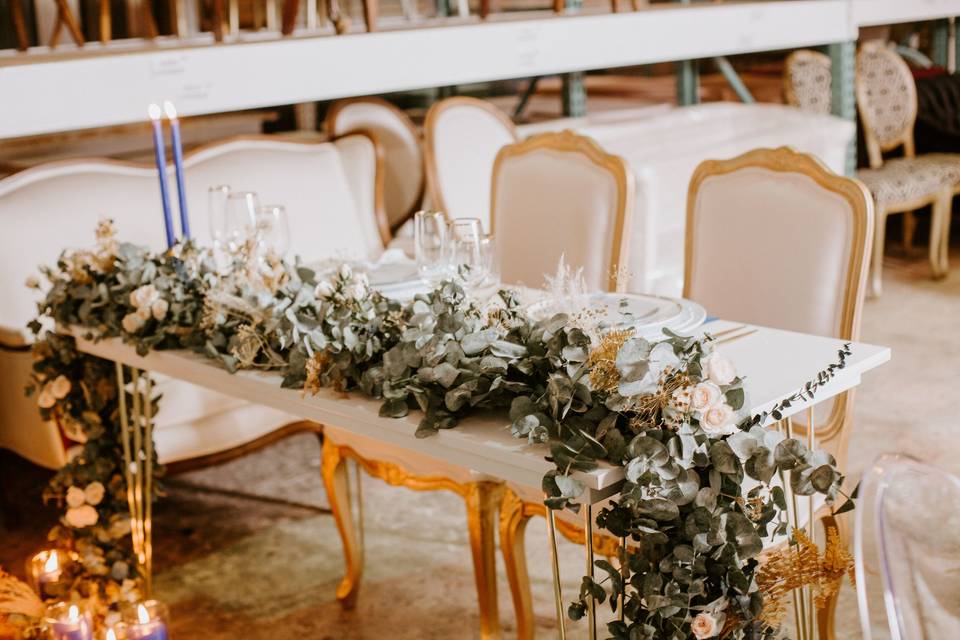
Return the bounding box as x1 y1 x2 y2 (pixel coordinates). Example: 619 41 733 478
99 622 128 640
122 601 169 640
45 601 94 640
27 549 77 599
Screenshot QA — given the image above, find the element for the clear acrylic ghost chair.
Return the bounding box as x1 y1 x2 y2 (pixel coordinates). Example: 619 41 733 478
855 454 960 640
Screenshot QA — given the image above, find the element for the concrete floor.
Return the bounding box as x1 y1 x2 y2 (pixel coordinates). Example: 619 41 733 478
2 240 958 639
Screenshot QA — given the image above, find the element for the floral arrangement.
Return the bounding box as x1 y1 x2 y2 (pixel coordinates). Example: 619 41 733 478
25 221 855 639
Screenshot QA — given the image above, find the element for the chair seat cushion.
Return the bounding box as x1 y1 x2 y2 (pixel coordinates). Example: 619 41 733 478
857 155 960 207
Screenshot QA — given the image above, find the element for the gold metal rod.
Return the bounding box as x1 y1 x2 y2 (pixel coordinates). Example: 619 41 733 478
143 372 155 596
115 363 141 570
584 503 596 640
806 408 816 637
619 537 626 622
546 507 567 640
354 460 365 564
784 419 809 640
131 368 145 569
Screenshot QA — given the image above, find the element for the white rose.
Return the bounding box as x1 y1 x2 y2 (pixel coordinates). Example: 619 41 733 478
346 283 367 301
38 387 57 409
690 382 722 412
84 482 105 506
338 263 353 280
355 272 369 287
66 486 87 508
121 312 145 334
136 305 152 321
51 375 71 399
314 281 335 298
129 284 159 309
65 505 99 528
691 612 721 639
151 298 169 321
700 401 737 437
704 352 737 386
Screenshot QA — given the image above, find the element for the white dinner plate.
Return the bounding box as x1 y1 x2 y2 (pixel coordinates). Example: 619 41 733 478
525 292 706 339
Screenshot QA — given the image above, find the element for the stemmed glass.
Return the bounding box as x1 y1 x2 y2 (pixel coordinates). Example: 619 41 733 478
207 185 231 252
414 211 449 285
255 205 291 258
447 218 488 289
223 191 260 254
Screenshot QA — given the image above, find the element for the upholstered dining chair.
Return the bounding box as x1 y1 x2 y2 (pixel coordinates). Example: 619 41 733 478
854 454 960 640
783 49 832 115
325 97 425 234
491 130 634 638
686 146 873 640
490 130 634 291
855 41 960 296
424 97 518 230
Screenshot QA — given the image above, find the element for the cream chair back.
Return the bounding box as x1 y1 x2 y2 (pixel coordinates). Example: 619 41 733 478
185 134 389 262
425 97 518 229
685 147 873 459
856 42 920 168
326 98 424 232
784 50 832 115
491 131 634 291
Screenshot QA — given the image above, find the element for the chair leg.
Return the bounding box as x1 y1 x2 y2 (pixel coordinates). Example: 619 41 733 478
320 438 364 609
903 210 917 255
465 481 505 640
361 0 378 32
869 208 887 297
500 490 536 640
10 0 29 50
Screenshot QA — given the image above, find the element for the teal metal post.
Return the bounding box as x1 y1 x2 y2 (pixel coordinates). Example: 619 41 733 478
561 0 586 117
675 0 699 106
932 19 950 69
713 56 754 103
828 41 857 176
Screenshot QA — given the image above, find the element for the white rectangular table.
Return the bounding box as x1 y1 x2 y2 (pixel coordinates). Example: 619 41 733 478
73 318 890 501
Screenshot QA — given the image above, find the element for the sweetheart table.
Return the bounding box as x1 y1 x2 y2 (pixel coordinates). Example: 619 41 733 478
67 317 890 636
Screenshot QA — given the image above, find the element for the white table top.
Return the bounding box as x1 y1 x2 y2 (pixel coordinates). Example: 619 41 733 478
72 318 889 499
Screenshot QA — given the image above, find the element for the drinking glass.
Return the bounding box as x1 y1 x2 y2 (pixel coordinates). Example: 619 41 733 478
447 218 487 289
480 234 499 285
207 185 231 250
414 211 449 284
223 191 260 253
255 205 291 258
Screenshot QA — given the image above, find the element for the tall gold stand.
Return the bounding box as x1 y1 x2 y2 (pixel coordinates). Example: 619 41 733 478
115 363 156 596
545 506 566 640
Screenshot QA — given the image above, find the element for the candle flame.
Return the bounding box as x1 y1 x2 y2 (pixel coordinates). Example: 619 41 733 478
163 101 178 120
148 104 163 121
43 550 59 572
67 604 80 621
105 630 117 640
137 603 150 624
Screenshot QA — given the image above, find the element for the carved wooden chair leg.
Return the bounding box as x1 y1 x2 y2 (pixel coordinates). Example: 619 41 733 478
465 482 505 640
816 511 848 640
361 0 378 32
281 0 300 34
211 0 226 40
320 438 364 609
141 0 160 38
869 206 888 297
499 490 536 640
10 0 29 50
610 0 619 13
98 0 112 41
552 0 563 13
327 0 350 34
903 210 917 255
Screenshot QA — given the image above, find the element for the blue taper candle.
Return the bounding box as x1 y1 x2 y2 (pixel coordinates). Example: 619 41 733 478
163 101 191 240
148 104 176 248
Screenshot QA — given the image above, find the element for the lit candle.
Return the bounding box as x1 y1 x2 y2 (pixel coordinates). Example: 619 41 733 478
148 103 176 248
46 603 93 640
127 602 169 640
162 101 191 240
27 549 70 598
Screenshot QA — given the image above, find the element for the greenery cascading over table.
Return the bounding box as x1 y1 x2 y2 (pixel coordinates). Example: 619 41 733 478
22 220 855 639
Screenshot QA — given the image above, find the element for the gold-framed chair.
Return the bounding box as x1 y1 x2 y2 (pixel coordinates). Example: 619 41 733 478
326 97 425 234
854 41 960 296
686 146 873 640
783 49 832 115
424 96 518 230
491 130 635 638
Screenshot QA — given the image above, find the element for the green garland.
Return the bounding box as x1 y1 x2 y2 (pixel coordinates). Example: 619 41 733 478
26 222 852 639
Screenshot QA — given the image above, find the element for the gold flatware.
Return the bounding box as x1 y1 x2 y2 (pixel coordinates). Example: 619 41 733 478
717 328 758 345
706 324 746 338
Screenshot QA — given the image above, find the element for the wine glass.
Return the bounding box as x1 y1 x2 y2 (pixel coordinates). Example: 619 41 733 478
207 185 231 247
255 205 290 258
447 218 488 289
480 234 499 285
223 191 260 254
414 211 449 285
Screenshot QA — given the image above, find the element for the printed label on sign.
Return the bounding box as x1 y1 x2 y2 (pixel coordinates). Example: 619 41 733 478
151 55 188 77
